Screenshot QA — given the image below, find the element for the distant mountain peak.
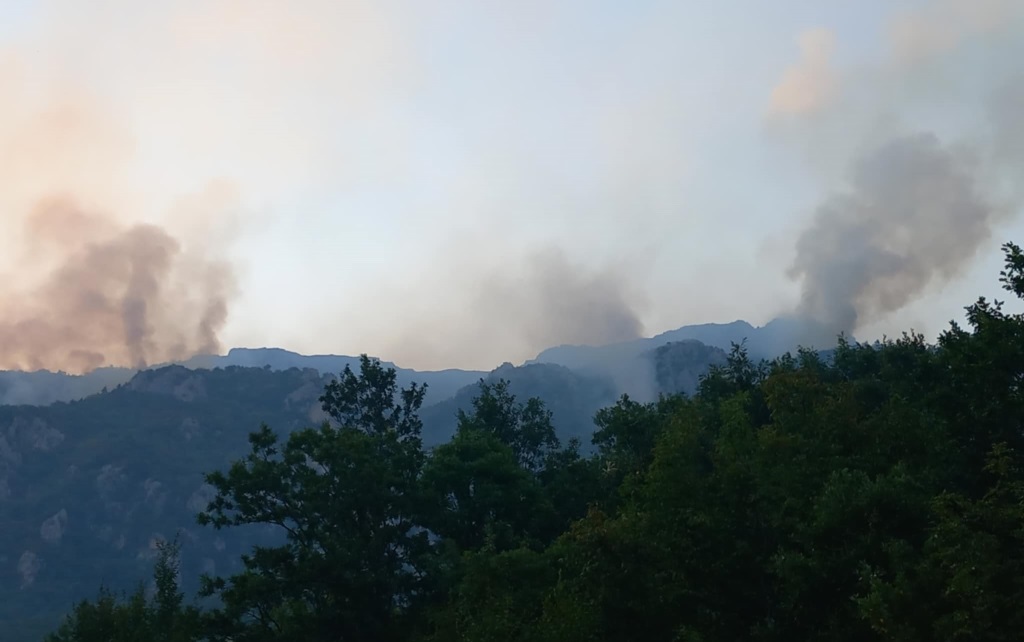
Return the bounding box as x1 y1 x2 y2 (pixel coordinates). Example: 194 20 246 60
530 316 844 372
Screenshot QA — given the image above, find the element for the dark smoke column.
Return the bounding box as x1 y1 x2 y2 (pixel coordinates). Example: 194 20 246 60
789 132 1002 338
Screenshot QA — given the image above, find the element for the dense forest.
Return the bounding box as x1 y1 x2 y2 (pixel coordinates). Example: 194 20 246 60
1 339 725 640
45 242 1024 641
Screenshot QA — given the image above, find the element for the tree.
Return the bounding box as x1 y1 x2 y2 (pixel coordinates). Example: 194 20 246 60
48 241 1024 642
46 538 199 642
196 355 430 642
590 393 688 500
422 546 556 642
421 380 600 555
455 379 559 473
420 426 553 553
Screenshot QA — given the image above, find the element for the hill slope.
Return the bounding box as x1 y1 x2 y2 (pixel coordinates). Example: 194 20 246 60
0 316 822 408
0 348 485 407
531 316 839 371
0 327 755 639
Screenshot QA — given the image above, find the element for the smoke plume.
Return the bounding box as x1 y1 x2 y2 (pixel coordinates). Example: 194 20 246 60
788 133 1004 334
0 199 235 373
772 0 1024 342
0 75 239 374
377 248 646 371
0 1 326 373
481 249 645 350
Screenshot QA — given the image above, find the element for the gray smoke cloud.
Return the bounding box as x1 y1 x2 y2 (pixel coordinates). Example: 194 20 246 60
990 74 1024 175
775 1 1024 342
788 132 1004 334
378 247 646 370
0 199 235 373
481 249 645 350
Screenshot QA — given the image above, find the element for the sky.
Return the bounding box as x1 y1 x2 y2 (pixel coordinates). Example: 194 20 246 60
0 0 1023 372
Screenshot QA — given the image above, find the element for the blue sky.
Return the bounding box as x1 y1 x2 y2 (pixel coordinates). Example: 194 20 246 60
1 0 1022 371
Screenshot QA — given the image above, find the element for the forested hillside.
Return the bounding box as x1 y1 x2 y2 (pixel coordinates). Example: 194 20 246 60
37 242 1024 641
0 349 486 407
1 335 726 640
0 366 334 640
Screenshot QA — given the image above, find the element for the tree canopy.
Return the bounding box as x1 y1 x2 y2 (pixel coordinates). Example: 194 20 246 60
47 242 1024 642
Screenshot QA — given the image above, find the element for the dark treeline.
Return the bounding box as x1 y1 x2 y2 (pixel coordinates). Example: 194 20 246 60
46 242 1024 641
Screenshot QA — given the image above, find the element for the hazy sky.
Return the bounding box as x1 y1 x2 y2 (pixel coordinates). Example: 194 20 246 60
1 0 1023 371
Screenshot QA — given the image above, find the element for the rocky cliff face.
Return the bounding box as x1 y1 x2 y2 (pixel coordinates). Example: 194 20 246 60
0 417 67 505
0 365 330 641
0 340 733 641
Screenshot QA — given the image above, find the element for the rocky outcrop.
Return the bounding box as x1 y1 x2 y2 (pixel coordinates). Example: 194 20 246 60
40 510 68 545
17 552 40 589
179 417 201 441
0 435 21 466
143 478 168 515
95 464 126 499
7 417 64 452
126 367 207 402
173 375 207 402
0 419 66 504
651 340 729 396
0 362 448 637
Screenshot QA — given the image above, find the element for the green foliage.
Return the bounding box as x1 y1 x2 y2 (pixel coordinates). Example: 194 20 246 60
196 356 429 641
590 393 689 498
454 379 560 472
319 354 427 442
420 426 552 552
44 241 1024 642
0 365 333 642
45 539 200 642
423 546 556 642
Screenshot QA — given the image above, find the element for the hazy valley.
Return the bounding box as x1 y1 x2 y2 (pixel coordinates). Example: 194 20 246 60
0 318 782 639
4 1 1024 639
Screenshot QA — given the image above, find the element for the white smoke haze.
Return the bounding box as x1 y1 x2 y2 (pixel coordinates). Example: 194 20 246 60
768 28 840 118
3 0 1023 373
0 0 404 372
887 0 1023 65
0 195 238 373
2 0 692 372
0 43 243 373
362 243 650 372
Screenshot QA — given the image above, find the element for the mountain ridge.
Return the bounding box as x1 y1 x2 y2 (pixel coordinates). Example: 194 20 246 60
530 316 841 370
0 316 822 639
0 316 843 408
